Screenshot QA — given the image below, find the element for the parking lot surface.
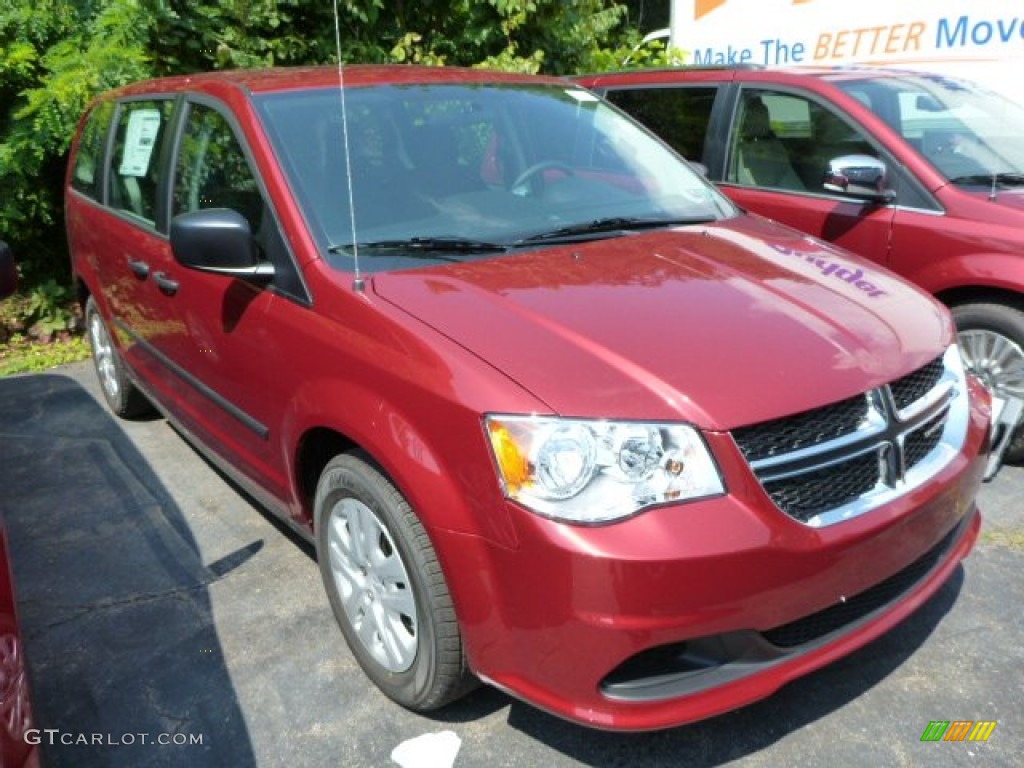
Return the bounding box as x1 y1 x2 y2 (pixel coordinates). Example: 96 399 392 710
1 361 1020 767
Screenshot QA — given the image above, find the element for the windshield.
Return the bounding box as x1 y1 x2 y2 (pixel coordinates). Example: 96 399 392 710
255 83 734 271
835 72 1024 187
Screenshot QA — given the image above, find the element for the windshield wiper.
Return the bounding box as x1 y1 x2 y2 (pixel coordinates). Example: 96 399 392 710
515 216 716 245
948 172 1024 187
328 236 509 258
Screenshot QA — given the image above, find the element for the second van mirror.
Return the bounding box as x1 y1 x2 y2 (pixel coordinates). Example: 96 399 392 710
823 154 895 204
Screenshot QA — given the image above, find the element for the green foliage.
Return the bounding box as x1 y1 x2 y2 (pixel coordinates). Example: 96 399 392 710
0 335 89 376
22 278 74 336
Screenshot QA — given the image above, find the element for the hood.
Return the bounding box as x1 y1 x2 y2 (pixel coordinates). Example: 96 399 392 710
372 216 952 431
959 186 1024 212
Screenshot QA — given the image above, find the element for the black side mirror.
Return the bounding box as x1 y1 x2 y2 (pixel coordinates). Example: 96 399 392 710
0 240 17 299
822 154 896 204
170 208 274 284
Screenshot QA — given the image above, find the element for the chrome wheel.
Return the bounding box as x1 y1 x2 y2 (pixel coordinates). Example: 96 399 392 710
326 497 418 673
958 328 1024 403
88 309 120 401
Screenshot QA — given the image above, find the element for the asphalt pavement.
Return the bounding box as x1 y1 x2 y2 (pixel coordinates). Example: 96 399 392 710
1 360 1020 767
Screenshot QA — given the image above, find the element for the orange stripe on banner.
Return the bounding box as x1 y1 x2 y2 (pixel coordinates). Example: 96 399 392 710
695 0 728 21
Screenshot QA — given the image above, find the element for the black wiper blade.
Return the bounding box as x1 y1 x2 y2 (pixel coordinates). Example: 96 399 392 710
328 236 509 257
948 172 1024 186
516 216 714 245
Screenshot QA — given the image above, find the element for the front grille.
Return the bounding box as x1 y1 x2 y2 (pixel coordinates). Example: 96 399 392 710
890 356 944 411
763 451 879 523
733 393 868 462
904 412 947 470
763 521 961 647
732 351 962 527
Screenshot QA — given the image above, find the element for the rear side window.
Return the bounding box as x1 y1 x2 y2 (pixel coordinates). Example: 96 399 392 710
107 99 176 225
604 87 717 162
71 101 115 200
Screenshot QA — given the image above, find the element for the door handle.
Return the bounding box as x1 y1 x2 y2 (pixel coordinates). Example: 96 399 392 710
153 271 179 296
127 259 150 278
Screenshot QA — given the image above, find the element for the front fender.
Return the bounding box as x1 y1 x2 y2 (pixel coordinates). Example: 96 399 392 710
906 251 1024 298
281 377 520 550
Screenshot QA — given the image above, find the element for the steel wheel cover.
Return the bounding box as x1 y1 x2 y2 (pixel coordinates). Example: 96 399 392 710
326 498 418 672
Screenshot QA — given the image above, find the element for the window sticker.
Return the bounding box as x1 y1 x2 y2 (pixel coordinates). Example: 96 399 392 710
119 108 162 177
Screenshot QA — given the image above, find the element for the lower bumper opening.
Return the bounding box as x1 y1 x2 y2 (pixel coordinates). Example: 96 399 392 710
600 513 970 703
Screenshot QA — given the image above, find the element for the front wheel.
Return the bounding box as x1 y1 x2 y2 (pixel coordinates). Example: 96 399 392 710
314 453 475 710
952 302 1024 463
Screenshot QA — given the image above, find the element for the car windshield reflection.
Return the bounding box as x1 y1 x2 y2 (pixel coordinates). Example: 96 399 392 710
256 84 735 271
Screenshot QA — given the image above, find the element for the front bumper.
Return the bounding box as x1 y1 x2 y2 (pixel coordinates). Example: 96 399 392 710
437 380 989 731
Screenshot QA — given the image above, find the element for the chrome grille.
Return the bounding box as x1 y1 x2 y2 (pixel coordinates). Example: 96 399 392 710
761 450 880 523
903 410 947 470
732 347 968 527
890 356 944 412
732 393 868 462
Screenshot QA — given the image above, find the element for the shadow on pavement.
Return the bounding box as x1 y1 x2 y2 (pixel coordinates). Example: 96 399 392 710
0 373 256 767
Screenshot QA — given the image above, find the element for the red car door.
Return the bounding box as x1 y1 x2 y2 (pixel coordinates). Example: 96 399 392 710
95 98 189 398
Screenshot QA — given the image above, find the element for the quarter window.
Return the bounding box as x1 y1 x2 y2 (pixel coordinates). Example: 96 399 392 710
71 101 115 200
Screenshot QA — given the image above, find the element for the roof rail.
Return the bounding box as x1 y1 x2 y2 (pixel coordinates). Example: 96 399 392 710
574 63 765 79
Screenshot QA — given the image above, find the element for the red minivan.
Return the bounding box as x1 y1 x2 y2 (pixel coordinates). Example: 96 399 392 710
66 65 990 731
577 65 1024 475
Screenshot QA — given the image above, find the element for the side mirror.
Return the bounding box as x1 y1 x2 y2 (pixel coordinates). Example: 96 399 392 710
688 160 709 178
822 154 896 204
170 208 274 284
0 240 17 299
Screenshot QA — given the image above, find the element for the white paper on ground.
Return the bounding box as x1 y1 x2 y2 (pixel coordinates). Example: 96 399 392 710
390 730 462 768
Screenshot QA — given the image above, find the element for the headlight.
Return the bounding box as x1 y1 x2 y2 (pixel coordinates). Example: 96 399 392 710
485 415 725 523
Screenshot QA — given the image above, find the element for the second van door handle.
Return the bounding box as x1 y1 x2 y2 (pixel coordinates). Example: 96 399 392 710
128 259 150 278
153 271 179 296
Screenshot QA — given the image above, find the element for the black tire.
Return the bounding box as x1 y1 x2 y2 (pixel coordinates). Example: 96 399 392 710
85 297 152 418
952 302 1024 463
314 453 476 710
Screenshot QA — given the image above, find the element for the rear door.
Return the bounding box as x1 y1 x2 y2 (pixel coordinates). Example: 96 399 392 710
98 97 184 395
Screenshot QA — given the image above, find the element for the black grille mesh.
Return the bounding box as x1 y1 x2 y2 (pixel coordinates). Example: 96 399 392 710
732 393 868 462
763 522 960 648
762 451 880 523
890 356 944 411
904 416 946 470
